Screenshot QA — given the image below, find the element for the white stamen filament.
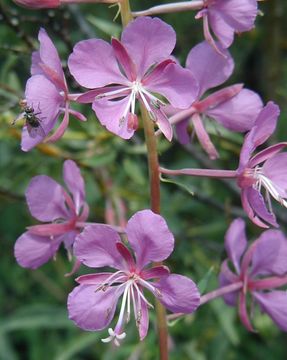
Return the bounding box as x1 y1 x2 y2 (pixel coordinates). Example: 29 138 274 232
96 86 130 99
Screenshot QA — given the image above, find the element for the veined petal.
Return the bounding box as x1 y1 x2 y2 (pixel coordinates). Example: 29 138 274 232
14 231 61 269
253 291 287 332
26 175 67 222
250 143 287 168
126 210 174 269
68 284 124 331
68 39 128 89
74 224 124 270
225 218 247 274
141 265 170 280
186 40 234 97
251 230 287 277
121 17 176 78
153 274 200 313
262 153 287 198
111 38 137 82
63 160 85 215
145 63 198 109
92 97 135 140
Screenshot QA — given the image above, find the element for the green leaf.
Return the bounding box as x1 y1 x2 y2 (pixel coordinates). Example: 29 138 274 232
87 15 121 37
160 175 194 196
198 266 215 294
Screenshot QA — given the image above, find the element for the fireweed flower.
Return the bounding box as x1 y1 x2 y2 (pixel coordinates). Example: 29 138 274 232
195 0 258 52
165 41 262 159
14 160 89 269
21 28 86 152
68 210 200 344
237 101 287 228
219 218 287 331
68 16 198 141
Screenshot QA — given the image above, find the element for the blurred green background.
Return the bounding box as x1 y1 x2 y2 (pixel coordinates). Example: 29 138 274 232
1 0 287 359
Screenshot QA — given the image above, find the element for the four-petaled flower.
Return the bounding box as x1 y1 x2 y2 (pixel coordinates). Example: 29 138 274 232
237 101 287 228
21 28 86 152
166 41 262 159
68 210 200 345
195 0 258 52
68 16 198 141
219 218 287 331
14 160 89 269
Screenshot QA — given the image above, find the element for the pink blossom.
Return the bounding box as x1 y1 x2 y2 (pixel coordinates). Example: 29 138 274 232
219 218 287 331
165 41 262 159
68 210 200 344
21 28 86 152
68 17 198 141
196 0 258 52
14 160 89 269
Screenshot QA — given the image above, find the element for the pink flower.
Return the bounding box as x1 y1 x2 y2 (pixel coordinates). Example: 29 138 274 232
21 28 86 152
219 218 287 332
68 210 200 344
237 101 287 228
68 17 198 141
14 160 89 269
196 0 258 52
166 41 262 159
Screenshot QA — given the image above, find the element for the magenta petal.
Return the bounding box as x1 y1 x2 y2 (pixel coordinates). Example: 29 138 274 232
63 160 85 215
239 291 254 332
219 260 239 306
26 175 67 222
146 63 198 109
251 230 287 276
186 40 234 97
92 97 135 140
14 232 61 269
141 265 170 280
208 9 235 48
111 38 137 82
121 17 176 78
31 50 42 75
153 274 200 313
74 225 123 270
68 284 124 331
262 153 287 198
225 218 247 274
240 189 269 229
138 298 149 341
176 118 190 145
253 291 287 331
250 143 287 168
68 39 128 89
206 89 263 132
246 187 278 228
153 107 173 142
126 210 174 269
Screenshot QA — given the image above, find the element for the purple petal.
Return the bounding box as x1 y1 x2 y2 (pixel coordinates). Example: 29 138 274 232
63 160 85 215
153 274 200 313
239 291 254 332
138 299 149 341
111 38 137 82
26 175 67 222
145 63 198 109
219 260 239 306
68 284 124 331
176 118 190 145
74 225 124 270
262 153 287 198
121 17 176 78
250 143 287 168
225 218 247 274
251 230 287 276
186 40 234 96
92 97 135 140
254 291 287 331
208 9 235 48
68 39 128 89
14 232 61 269
246 187 278 228
206 89 263 132
153 107 173 142
141 265 170 281
126 210 174 269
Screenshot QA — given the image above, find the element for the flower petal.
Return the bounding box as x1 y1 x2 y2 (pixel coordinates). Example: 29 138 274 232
26 175 67 222
92 97 135 140
225 218 247 274
262 153 287 198
153 274 200 313
68 39 128 89
145 63 198 109
219 260 240 306
251 230 287 276
63 160 85 215
253 291 287 331
208 9 235 48
206 89 263 132
138 298 149 341
186 40 234 97
126 210 174 269
74 224 124 269
153 107 173 142
240 189 269 229
250 143 287 168
14 232 61 269
176 118 190 145
68 284 124 331
121 17 176 78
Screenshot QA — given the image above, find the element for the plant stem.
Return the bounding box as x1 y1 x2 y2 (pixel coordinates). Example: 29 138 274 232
120 0 133 27
132 1 204 17
160 167 238 178
141 104 168 360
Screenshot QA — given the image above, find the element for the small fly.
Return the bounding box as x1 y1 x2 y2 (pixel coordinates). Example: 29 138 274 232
13 100 46 138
